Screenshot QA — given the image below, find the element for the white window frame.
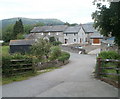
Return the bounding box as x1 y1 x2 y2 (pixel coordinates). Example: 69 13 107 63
56 32 59 35
48 32 50 35
41 33 44 35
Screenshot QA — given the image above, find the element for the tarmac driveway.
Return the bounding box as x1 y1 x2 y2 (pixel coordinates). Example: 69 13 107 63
2 53 118 97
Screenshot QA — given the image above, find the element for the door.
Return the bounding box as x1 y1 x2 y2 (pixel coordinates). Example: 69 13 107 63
93 38 100 44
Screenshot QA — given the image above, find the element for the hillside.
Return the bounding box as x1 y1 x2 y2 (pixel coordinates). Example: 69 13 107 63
1 17 65 28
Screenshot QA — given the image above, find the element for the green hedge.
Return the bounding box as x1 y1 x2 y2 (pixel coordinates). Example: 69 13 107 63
96 51 120 81
58 51 70 61
98 51 120 59
2 54 33 77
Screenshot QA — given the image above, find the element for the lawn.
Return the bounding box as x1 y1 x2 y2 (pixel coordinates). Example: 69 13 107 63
2 67 60 85
2 46 9 56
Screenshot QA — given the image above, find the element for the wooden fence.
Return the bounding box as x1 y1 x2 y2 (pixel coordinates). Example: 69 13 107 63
3 59 35 76
96 58 120 88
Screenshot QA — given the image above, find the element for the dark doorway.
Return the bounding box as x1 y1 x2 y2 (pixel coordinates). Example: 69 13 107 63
65 39 68 44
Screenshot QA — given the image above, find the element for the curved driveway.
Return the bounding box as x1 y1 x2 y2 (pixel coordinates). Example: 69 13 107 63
2 53 118 97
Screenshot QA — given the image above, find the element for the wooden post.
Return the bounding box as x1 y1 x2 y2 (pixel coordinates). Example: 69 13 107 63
97 58 102 78
117 62 120 88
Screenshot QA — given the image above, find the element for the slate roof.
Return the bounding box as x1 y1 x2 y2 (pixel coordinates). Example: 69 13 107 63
9 39 35 45
82 24 99 33
25 33 42 39
90 33 103 39
64 25 81 34
30 25 68 33
102 37 115 44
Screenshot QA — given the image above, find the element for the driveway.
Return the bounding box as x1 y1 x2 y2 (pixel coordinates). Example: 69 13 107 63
2 53 118 97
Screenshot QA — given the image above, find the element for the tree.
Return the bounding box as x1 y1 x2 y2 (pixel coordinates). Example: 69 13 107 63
2 24 14 42
31 38 51 62
92 2 120 53
13 19 24 39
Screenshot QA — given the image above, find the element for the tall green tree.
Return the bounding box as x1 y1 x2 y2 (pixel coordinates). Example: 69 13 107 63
13 19 24 39
92 2 120 53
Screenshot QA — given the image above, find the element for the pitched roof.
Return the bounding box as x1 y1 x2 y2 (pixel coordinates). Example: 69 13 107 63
102 37 115 44
82 24 99 33
90 33 103 39
30 25 68 33
25 33 42 39
9 39 35 45
64 25 81 34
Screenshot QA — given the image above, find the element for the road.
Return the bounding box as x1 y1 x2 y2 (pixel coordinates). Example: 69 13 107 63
2 53 118 97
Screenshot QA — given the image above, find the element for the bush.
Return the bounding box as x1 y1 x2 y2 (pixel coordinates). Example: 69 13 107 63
98 51 120 59
30 38 51 62
49 46 61 60
52 41 62 46
2 53 33 76
58 51 70 61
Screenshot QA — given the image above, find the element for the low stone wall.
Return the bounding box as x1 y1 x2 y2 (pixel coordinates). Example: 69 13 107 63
101 42 118 52
36 60 69 70
60 45 86 54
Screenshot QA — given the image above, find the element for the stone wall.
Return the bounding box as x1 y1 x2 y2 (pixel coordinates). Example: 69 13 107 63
60 45 86 54
101 42 118 52
36 60 69 70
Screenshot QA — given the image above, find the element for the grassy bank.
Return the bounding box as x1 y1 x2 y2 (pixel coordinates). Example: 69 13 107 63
2 46 9 56
2 67 60 85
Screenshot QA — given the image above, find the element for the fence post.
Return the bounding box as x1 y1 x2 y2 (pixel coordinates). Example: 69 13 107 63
117 62 120 88
97 58 102 78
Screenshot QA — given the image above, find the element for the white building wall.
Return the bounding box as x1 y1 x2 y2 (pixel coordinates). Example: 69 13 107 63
78 28 88 44
64 33 78 44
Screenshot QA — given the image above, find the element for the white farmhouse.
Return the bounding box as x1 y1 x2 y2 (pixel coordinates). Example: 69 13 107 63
26 24 103 45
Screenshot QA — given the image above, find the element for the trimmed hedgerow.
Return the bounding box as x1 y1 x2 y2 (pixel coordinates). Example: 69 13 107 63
58 51 70 61
98 51 120 59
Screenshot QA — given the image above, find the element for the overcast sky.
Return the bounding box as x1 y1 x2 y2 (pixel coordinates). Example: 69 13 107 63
0 0 107 24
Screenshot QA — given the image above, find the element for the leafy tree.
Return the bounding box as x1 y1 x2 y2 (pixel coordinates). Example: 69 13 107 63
31 38 51 62
49 46 61 60
64 22 78 26
24 24 34 34
92 2 120 53
2 24 14 42
13 19 24 39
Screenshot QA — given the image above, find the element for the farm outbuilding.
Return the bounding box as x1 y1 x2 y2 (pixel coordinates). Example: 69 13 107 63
90 33 103 45
9 39 35 54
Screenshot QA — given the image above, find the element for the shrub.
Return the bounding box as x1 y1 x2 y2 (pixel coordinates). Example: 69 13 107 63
30 38 51 62
58 51 70 61
49 46 61 60
49 36 56 43
52 41 62 46
2 53 33 76
2 55 12 76
98 51 120 59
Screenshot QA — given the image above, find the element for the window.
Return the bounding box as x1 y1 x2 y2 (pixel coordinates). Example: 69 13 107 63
56 32 58 35
74 33 76 36
85 38 87 42
41 33 43 35
48 32 50 35
66 33 67 36
74 39 76 42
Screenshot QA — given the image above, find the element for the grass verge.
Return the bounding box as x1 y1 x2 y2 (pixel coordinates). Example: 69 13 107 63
2 67 60 85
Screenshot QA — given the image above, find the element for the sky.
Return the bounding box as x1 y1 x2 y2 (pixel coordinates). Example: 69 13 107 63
0 0 109 24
